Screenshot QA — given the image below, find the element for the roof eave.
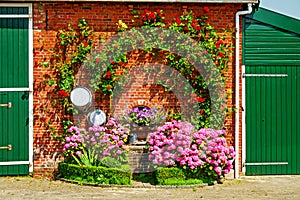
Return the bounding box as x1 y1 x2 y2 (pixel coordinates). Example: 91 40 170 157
4 0 259 3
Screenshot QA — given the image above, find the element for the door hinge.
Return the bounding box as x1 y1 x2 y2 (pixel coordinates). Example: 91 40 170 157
242 73 288 78
0 144 12 150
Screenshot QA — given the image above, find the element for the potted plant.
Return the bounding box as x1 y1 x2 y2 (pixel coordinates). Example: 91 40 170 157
126 106 166 141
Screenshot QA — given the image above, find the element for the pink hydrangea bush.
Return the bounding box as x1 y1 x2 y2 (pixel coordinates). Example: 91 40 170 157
83 118 129 161
62 118 129 164
62 126 85 158
192 128 235 176
147 120 235 178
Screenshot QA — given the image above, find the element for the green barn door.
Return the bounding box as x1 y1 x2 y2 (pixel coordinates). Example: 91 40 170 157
0 6 31 175
243 8 300 175
245 66 300 175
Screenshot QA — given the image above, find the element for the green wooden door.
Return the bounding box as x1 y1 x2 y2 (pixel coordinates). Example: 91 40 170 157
0 6 30 175
245 66 300 175
243 8 300 175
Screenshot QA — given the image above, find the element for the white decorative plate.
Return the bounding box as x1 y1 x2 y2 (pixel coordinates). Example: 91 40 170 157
88 109 106 126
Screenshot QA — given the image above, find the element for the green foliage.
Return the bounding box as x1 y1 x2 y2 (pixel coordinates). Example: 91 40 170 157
58 162 132 185
99 156 131 172
155 167 215 185
133 173 157 185
43 8 233 173
72 149 99 166
161 178 203 186
155 167 186 185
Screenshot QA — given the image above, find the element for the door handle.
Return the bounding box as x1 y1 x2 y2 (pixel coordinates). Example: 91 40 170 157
0 144 12 150
0 102 12 108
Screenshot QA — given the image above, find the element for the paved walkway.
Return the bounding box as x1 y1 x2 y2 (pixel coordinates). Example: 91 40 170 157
0 176 300 199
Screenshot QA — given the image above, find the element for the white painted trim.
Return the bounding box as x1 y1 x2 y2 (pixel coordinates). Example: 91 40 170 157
235 3 253 179
0 14 30 18
243 74 288 77
0 3 32 7
0 88 30 92
28 3 34 173
0 3 33 173
242 65 246 173
244 162 288 166
0 161 30 166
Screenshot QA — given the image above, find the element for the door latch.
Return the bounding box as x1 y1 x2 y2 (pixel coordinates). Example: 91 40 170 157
0 144 12 150
0 102 12 108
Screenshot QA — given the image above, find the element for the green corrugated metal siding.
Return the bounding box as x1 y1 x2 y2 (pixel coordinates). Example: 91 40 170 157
243 18 300 66
0 7 29 175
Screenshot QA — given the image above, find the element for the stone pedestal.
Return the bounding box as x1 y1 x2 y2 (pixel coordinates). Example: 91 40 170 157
127 144 154 174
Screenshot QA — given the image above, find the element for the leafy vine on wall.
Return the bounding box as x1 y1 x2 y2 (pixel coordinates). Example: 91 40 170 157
40 7 234 137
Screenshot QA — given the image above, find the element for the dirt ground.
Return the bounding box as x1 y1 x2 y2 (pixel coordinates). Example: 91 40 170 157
0 176 299 200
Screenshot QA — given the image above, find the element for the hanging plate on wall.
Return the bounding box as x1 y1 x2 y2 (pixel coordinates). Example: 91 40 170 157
88 109 106 126
70 87 92 110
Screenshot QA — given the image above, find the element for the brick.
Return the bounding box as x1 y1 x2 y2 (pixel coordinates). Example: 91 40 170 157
32 2 242 176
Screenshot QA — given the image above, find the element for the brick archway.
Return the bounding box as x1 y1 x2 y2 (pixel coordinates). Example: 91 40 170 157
127 100 153 109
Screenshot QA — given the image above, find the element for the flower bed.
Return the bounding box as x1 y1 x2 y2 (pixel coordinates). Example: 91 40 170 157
52 7 235 185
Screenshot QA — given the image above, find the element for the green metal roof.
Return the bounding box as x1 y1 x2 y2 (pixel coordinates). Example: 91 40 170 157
249 7 300 35
243 8 300 66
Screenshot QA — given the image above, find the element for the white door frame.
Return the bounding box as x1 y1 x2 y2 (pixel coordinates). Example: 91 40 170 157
0 3 33 172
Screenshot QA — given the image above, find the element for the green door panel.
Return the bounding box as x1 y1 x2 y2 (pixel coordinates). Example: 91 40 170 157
0 91 29 175
245 66 300 175
0 18 29 88
0 6 30 175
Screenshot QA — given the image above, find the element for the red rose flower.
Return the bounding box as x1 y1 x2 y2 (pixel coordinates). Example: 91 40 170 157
58 90 68 98
197 97 206 103
95 58 100 63
203 6 210 13
219 52 225 58
111 60 115 65
215 43 220 49
176 18 181 25
83 42 89 47
106 70 112 79
200 109 205 115
118 61 123 66
192 19 197 24
106 85 111 90
150 12 155 20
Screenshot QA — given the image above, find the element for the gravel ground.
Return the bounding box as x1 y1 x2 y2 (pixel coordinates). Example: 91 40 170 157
0 176 300 200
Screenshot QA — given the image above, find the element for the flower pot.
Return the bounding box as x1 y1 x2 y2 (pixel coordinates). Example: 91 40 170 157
130 126 157 141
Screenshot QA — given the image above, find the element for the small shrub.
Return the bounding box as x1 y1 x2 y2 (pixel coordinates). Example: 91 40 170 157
155 167 186 185
58 162 132 185
133 173 156 185
161 178 203 186
155 167 206 185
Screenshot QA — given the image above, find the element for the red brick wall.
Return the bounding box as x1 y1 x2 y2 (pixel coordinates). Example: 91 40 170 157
32 2 243 177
